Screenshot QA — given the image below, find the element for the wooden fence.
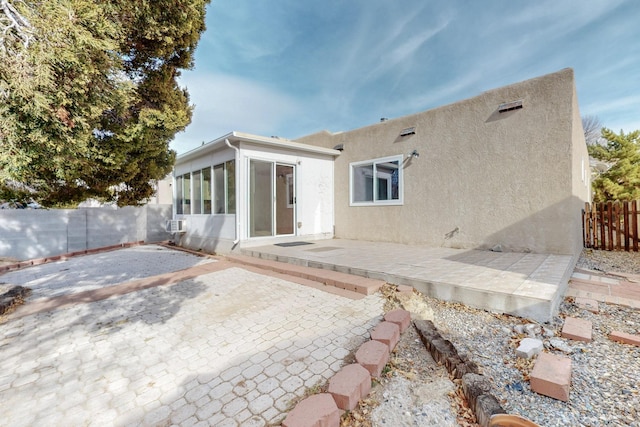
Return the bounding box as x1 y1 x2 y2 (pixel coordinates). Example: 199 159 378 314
583 201 640 251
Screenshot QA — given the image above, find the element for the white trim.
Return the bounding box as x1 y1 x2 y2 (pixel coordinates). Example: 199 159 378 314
349 154 404 206
177 131 340 164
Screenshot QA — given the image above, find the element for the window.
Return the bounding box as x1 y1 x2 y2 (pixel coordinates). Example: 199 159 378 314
350 155 402 206
202 167 212 214
226 160 236 214
176 161 235 215
192 170 202 214
189 167 212 215
175 175 183 214
182 173 191 214
214 160 236 214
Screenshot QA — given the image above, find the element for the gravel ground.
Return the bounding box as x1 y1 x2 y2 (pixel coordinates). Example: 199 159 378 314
577 248 640 274
343 250 640 427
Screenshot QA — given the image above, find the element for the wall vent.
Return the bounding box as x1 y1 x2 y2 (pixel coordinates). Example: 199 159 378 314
400 127 416 136
498 100 523 113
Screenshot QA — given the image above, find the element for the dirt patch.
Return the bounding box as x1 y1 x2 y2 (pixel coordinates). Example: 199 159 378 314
0 285 32 320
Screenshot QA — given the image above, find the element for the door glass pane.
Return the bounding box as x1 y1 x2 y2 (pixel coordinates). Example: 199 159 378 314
276 164 294 235
202 167 212 214
250 160 273 237
192 170 202 214
226 160 236 214
213 164 225 214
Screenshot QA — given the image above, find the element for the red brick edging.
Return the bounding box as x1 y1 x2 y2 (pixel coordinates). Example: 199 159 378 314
0 241 145 274
282 309 411 427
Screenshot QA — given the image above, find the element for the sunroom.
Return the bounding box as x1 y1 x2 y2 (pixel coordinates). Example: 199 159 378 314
172 132 341 253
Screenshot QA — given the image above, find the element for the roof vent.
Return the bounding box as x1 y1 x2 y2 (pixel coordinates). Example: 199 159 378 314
498 100 523 113
400 127 416 136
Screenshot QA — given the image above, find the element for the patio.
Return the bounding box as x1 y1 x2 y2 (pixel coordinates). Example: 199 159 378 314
242 239 576 323
0 245 383 426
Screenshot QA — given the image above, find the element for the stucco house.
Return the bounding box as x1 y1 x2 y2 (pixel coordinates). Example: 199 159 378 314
171 68 590 260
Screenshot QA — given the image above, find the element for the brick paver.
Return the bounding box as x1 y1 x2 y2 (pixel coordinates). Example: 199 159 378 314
0 247 383 426
530 352 572 402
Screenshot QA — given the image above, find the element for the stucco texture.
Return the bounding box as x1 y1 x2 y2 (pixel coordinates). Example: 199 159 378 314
299 68 587 255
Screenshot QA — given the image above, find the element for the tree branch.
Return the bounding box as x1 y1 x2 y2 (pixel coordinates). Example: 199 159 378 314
0 0 33 53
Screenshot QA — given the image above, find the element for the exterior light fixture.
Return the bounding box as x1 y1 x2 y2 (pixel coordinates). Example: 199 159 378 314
409 149 419 159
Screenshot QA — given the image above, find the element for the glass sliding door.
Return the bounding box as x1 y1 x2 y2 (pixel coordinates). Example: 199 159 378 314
276 164 294 235
249 160 295 238
249 160 274 237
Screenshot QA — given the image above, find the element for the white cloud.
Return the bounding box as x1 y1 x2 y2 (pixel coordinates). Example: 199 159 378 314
171 73 301 154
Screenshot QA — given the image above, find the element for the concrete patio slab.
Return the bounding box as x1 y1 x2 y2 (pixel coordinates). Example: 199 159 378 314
242 239 576 322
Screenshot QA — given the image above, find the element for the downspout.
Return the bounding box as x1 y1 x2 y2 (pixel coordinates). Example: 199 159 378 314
225 138 241 246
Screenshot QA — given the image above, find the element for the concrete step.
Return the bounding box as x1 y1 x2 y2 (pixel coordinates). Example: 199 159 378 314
227 254 384 295
240 247 568 323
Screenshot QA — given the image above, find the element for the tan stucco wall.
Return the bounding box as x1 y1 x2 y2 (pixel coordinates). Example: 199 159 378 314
298 68 588 255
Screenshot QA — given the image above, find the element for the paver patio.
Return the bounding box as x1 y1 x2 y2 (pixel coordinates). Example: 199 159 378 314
0 246 383 426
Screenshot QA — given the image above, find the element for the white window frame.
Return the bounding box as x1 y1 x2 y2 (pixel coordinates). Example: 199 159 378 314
349 154 403 206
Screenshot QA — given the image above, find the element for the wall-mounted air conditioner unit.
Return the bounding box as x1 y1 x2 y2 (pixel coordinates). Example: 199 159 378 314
166 219 186 233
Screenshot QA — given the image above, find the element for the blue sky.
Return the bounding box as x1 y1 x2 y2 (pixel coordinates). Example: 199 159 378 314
171 0 640 154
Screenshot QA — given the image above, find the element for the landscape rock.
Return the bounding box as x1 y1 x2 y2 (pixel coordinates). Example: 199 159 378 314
516 338 543 359
524 324 542 338
548 338 574 354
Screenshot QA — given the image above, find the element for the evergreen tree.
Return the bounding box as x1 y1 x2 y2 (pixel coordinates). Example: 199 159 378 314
589 128 640 202
0 0 210 206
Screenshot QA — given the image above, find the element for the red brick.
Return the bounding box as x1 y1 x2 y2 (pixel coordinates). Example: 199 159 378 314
282 393 340 427
561 317 592 342
327 363 371 410
395 284 414 295
574 297 599 313
370 321 400 350
355 340 389 378
609 330 640 347
530 352 572 402
384 309 411 333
